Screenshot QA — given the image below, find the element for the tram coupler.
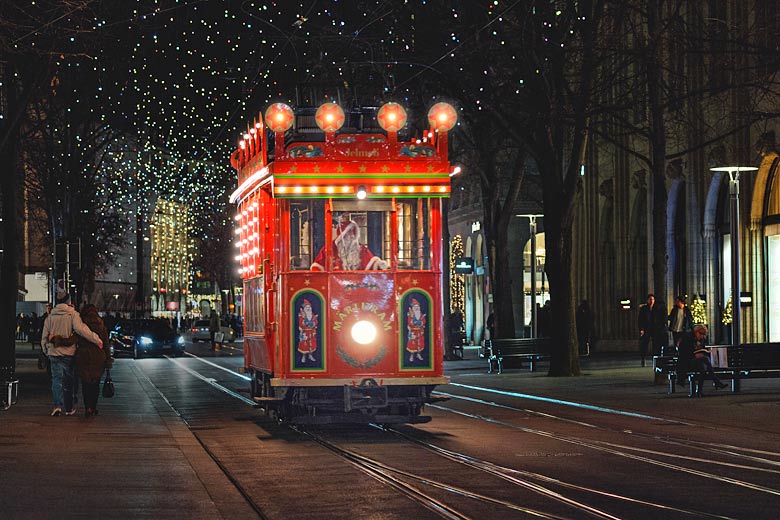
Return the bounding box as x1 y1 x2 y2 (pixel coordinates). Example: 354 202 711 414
344 378 388 412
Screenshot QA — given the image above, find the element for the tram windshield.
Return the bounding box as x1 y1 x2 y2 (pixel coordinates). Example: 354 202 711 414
288 198 431 271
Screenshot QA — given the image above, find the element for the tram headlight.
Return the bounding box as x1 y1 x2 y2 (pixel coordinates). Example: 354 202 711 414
351 320 377 345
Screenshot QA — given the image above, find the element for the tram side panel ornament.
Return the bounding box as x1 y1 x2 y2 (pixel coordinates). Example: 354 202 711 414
400 290 433 370
291 290 326 371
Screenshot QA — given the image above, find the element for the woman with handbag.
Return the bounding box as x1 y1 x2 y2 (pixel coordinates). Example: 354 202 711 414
75 304 112 417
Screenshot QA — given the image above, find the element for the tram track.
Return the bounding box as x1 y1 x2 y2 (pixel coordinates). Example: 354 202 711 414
426 401 780 498
138 352 779 519
375 425 734 520
435 389 780 471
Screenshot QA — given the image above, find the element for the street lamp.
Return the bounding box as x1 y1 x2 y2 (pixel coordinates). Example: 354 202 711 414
517 214 544 338
710 166 757 347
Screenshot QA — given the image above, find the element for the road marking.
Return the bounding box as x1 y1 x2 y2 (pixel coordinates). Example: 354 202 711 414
447 383 686 423
182 351 252 380
166 357 256 406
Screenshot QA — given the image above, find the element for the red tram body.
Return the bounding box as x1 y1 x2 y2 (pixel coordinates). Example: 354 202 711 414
229 101 457 424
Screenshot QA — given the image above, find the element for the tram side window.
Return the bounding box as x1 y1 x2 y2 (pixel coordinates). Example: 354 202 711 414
289 200 325 270
244 277 265 333
397 199 430 270
312 201 390 271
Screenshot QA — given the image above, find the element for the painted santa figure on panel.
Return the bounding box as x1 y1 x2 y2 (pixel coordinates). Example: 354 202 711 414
297 299 319 363
406 298 426 362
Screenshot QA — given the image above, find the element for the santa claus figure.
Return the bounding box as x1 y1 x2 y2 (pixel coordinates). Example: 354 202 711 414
311 213 388 271
297 299 318 363
406 298 426 362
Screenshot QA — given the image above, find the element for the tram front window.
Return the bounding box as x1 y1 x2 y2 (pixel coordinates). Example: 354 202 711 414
312 205 389 271
288 198 431 271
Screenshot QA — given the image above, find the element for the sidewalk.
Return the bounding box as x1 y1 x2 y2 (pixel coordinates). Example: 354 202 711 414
1 342 257 520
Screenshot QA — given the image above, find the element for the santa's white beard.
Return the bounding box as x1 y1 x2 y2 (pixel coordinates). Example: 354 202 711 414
338 240 361 269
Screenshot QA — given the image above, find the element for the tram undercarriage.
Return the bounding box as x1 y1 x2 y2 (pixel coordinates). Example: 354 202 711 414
250 369 439 425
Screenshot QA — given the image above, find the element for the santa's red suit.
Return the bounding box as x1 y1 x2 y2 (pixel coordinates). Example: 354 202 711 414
311 217 387 271
406 300 426 355
297 302 318 356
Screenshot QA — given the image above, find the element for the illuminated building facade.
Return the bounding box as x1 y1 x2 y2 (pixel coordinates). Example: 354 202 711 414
149 199 193 316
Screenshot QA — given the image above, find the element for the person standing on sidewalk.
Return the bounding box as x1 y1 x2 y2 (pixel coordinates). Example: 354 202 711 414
75 304 112 418
41 291 103 416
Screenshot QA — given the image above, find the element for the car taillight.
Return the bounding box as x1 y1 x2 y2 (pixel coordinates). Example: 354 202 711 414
191 328 197 332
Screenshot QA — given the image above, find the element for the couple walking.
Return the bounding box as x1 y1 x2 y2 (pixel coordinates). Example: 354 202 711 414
42 291 112 417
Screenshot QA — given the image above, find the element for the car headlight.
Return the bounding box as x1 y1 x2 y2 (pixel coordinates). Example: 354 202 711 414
177 336 185 345
351 320 377 345
140 336 153 346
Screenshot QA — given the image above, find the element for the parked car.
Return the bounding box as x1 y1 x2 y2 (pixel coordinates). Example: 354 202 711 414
109 319 185 359
190 319 235 343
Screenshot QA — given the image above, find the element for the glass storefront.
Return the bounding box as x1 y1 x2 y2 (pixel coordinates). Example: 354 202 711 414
768 235 780 342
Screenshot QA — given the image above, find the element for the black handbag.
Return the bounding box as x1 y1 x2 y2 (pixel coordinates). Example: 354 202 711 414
102 369 115 398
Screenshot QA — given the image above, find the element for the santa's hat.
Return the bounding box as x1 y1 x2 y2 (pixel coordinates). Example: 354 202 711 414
302 299 312 307
410 298 420 307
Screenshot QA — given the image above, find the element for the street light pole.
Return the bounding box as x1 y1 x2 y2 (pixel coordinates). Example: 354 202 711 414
710 166 757 347
518 214 543 338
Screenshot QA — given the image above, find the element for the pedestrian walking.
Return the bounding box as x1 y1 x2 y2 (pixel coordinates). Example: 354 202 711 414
668 295 693 347
41 291 103 416
637 293 668 366
209 310 221 351
576 300 594 355
74 304 111 417
29 312 40 349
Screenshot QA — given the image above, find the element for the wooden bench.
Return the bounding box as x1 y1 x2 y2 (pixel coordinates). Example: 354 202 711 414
657 342 780 397
480 338 553 374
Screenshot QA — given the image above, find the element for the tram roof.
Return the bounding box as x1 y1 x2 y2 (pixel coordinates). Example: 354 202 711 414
230 105 456 204
232 133 453 202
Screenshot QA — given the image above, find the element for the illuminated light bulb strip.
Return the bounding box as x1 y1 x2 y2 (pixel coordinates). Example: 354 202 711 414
273 185 449 196
229 166 270 204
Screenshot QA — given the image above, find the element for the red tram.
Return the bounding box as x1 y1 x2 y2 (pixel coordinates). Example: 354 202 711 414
229 101 458 424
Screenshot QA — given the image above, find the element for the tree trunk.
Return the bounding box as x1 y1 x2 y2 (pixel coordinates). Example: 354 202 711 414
647 0 668 302
489 232 515 339
544 185 581 376
0 95 20 382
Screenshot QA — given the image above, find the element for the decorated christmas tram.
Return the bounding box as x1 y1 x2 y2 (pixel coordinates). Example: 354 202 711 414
229 100 458 424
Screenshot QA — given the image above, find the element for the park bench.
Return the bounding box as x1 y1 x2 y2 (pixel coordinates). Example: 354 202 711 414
719 343 780 392
655 342 780 397
481 338 553 374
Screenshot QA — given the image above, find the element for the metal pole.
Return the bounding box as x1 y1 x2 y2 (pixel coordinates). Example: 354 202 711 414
729 171 740 347
530 217 537 338
65 240 71 300
711 165 755 347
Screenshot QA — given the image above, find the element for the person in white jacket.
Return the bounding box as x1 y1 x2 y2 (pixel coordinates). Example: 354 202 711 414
41 291 103 416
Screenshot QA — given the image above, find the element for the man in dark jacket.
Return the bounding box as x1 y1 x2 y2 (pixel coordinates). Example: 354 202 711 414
637 293 668 366
209 311 221 351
